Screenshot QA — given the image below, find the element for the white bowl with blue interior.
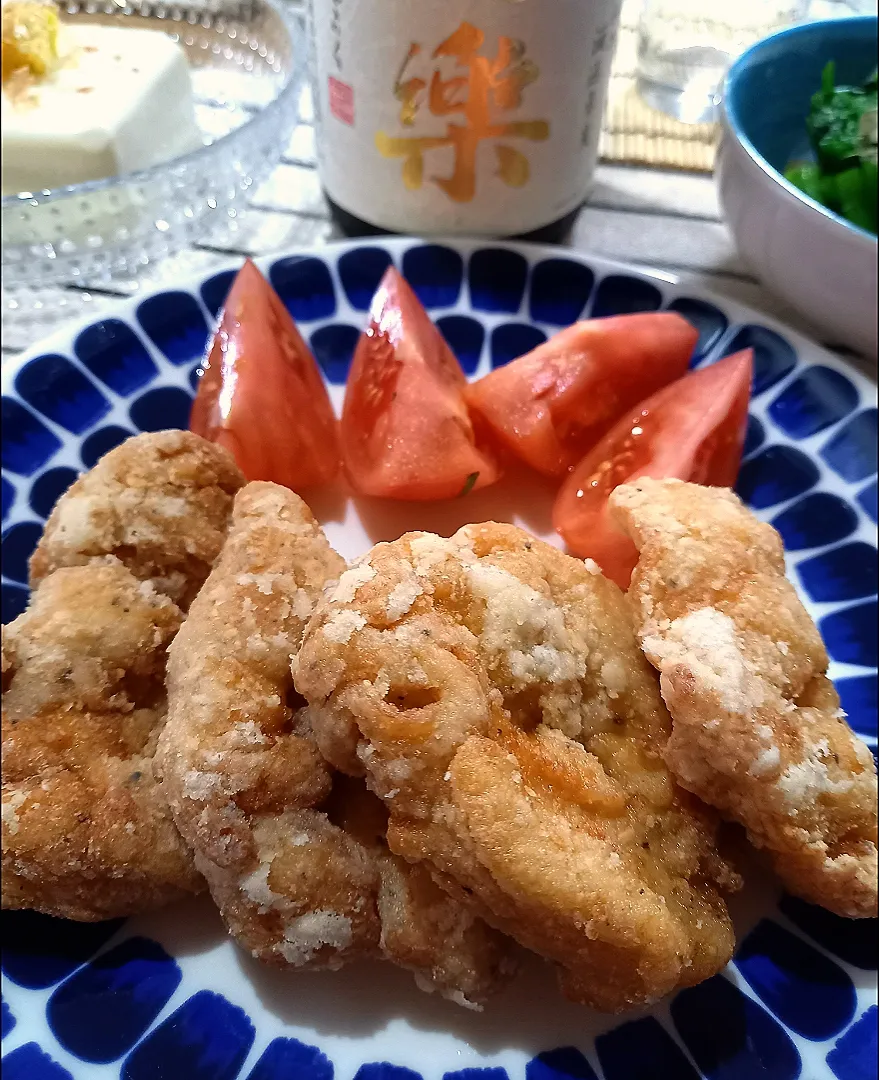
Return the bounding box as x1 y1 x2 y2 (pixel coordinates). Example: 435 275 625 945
718 16 878 360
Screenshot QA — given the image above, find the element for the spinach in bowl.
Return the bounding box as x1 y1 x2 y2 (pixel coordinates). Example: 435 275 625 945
785 62 877 234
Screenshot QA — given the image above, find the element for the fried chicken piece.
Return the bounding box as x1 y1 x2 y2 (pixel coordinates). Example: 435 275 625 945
296 524 738 1012
29 430 245 609
610 478 878 918
2 562 202 920
158 483 512 1005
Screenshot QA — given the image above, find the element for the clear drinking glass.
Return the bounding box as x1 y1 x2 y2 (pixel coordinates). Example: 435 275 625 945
636 0 809 123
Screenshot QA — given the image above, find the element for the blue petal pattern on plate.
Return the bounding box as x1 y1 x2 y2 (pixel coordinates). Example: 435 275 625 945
725 326 797 396
666 298 728 363
835 675 878 738
48 937 181 1064
269 257 336 322
735 920 856 1040
797 542 879 602
28 467 78 520
820 600 877 667
402 244 463 308
74 319 158 397
768 367 859 439
590 275 662 318
820 409 878 483
744 415 765 457
137 292 209 365
15 355 110 435
310 324 359 384
353 1066 423 1080
244 1036 333 1080
121 990 254 1080
490 323 547 368
1 397 62 476
437 315 485 374
771 494 858 550
468 247 528 313
826 1005 878 1080
81 425 136 469
526 1046 599 1080
779 895 878 970
736 446 819 509
2 999 15 1039
1 240 875 1079
444 1070 509 1080
2 522 43 584
671 974 801 1079
200 270 236 319
2 475 14 521
2 1043 73 1080
338 247 393 311
858 479 878 523
597 1016 699 1080
0 911 123 989
129 387 193 433
528 258 594 325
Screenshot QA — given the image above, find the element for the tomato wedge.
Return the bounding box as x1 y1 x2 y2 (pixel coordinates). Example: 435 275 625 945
553 349 753 589
464 313 698 476
190 258 340 491
341 266 500 500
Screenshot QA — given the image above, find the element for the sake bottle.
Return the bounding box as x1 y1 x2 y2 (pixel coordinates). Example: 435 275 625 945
308 0 622 240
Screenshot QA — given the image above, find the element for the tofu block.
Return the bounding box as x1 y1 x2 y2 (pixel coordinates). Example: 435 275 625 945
2 23 203 195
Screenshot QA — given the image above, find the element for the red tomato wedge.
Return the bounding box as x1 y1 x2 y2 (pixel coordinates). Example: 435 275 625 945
553 348 753 589
341 267 501 500
464 313 699 476
190 258 340 491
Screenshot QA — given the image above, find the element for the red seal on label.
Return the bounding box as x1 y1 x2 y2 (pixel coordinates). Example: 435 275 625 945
328 76 354 125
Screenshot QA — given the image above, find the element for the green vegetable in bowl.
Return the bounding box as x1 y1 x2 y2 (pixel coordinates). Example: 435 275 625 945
785 62 878 234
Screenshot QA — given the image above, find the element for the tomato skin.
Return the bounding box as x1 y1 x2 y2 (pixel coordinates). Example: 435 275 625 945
341 267 501 501
553 349 753 589
464 313 699 476
190 259 340 491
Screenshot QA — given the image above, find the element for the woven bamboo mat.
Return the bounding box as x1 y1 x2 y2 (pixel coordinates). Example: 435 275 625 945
598 6 719 174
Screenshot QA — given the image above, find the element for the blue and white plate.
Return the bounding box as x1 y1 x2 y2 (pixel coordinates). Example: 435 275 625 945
1 239 876 1080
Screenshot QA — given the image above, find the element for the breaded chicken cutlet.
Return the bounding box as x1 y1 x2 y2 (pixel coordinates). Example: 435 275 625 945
158 483 512 1007
611 478 878 918
2 431 245 920
296 523 739 1013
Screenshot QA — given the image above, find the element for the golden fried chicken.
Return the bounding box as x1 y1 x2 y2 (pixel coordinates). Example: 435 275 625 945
30 430 245 608
296 523 738 1012
158 483 512 1006
610 478 878 918
2 562 202 920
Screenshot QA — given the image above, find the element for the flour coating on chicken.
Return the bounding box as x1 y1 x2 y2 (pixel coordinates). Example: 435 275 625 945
2 563 202 919
158 483 511 1005
611 478 877 918
296 522 738 1012
30 430 244 608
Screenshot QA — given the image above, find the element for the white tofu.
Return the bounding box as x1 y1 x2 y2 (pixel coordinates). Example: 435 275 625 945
1 23 203 195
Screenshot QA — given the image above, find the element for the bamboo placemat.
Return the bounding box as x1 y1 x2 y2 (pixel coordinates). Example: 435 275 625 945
598 6 720 174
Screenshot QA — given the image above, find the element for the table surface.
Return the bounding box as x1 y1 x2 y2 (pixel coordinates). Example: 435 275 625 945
2 0 875 375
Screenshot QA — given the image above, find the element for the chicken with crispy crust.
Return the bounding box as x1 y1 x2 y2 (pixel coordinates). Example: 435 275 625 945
2 562 202 919
610 478 878 918
158 483 512 1006
296 523 739 1012
30 430 245 608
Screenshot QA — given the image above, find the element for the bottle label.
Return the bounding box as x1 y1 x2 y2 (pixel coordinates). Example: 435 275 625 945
310 0 622 235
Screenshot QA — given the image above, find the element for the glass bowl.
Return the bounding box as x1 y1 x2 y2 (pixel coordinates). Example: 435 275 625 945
1 0 303 289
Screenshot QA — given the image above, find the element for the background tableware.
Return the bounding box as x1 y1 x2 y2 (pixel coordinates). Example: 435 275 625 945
717 15 878 359
2 238 876 1080
1 0 304 290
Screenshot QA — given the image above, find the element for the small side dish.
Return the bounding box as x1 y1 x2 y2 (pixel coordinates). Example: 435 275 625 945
1 0 202 195
785 61 878 235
